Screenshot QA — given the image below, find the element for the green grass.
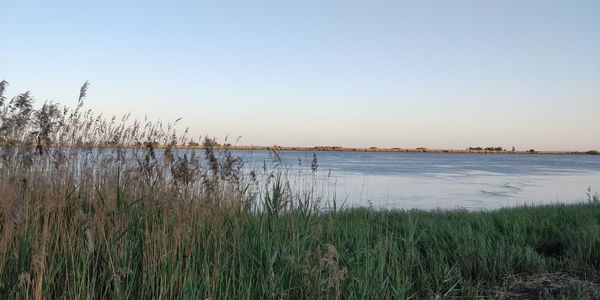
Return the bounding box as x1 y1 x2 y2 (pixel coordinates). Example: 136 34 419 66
2 199 600 299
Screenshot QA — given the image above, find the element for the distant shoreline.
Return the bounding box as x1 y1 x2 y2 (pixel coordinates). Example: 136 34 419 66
5 143 596 155
177 145 600 155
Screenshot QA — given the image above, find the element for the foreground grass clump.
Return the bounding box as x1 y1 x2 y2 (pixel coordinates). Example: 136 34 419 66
2 197 600 299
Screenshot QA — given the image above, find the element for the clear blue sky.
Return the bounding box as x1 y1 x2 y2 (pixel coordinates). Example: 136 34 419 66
1 0 599 150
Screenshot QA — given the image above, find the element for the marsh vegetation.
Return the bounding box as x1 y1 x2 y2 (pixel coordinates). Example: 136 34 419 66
0 81 599 299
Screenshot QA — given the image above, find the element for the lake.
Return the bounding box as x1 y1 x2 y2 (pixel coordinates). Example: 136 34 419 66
238 151 600 210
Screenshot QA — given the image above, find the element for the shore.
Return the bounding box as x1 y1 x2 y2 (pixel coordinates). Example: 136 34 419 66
178 144 600 155
5 141 596 155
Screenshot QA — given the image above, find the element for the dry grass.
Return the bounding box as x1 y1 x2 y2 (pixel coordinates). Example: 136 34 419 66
0 81 258 298
485 271 600 299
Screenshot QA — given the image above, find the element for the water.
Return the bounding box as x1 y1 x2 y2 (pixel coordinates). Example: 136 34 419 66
238 151 600 210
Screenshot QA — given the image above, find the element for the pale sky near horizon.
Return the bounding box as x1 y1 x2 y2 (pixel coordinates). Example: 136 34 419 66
1 0 599 150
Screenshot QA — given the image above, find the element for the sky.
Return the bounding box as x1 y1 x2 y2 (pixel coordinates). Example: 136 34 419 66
1 0 599 150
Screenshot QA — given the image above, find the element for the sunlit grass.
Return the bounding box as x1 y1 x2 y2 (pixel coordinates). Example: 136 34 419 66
2 194 600 298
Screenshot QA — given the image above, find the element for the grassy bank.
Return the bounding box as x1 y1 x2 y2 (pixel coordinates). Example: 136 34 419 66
2 199 600 299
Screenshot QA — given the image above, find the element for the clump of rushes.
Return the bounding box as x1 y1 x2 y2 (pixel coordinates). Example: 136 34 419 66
1 81 600 299
0 81 253 299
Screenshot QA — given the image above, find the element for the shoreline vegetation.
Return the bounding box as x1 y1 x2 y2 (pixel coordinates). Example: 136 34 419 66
3 196 600 299
1 81 600 298
178 145 600 155
3 142 596 155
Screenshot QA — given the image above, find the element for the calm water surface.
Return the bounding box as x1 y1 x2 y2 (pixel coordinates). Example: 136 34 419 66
238 151 600 210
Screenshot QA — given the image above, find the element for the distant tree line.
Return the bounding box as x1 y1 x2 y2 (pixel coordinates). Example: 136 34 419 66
467 146 504 151
587 150 600 155
313 146 344 151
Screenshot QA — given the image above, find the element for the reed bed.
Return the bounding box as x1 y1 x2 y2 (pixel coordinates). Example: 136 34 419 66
1 81 599 299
